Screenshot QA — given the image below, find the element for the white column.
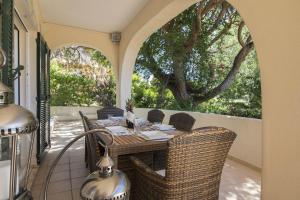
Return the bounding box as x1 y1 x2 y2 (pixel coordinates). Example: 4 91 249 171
119 63 133 109
25 31 37 115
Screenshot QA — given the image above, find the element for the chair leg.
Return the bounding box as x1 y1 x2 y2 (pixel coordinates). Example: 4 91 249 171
85 137 88 168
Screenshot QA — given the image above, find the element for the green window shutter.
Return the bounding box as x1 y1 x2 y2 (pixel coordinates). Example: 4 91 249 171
0 0 14 88
36 32 51 163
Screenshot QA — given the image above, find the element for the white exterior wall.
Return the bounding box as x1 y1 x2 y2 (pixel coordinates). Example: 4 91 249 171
51 106 102 121
134 108 262 169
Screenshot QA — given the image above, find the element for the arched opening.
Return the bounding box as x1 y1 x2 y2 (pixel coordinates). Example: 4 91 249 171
133 1 261 117
130 1 261 199
50 45 117 120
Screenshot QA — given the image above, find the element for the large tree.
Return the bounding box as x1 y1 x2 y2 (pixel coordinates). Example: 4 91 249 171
135 0 254 108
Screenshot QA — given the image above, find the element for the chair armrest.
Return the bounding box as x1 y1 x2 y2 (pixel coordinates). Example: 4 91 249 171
130 156 166 184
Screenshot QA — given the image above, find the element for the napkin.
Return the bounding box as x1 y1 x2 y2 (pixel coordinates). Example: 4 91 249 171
109 116 124 121
152 124 175 131
106 126 129 135
126 111 135 123
139 131 174 140
97 119 113 124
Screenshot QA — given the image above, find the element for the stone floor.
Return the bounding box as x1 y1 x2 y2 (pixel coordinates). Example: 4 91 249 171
31 120 261 200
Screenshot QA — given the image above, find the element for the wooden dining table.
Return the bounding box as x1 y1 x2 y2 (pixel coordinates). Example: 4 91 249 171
89 119 185 170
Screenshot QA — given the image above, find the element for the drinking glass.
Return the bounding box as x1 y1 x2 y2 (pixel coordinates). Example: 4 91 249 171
134 118 141 134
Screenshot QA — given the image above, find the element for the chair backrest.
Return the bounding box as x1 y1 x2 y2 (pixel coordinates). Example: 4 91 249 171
169 112 195 131
165 127 237 199
147 109 165 123
79 111 89 132
81 115 102 172
97 107 124 120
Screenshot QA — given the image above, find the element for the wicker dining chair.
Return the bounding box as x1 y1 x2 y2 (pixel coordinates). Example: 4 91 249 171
97 106 124 120
130 127 237 200
81 115 103 172
79 111 89 168
147 109 165 123
169 112 195 131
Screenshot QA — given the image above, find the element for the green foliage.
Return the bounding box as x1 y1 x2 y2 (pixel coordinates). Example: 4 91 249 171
94 75 116 107
50 62 95 106
132 74 176 109
196 54 262 118
50 47 116 107
91 50 111 68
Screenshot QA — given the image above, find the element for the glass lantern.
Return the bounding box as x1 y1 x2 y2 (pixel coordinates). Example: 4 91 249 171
0 50 38 200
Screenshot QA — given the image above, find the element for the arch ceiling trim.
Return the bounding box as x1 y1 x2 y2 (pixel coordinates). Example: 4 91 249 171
41 23 118 77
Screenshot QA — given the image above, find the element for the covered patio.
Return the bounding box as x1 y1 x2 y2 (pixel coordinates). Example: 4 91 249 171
0 0 299 200
31 120 260 200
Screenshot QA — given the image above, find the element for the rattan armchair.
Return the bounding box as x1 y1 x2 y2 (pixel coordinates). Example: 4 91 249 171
147 109 165 123
130 127 237 200
97 106 124 120
169 112 195 131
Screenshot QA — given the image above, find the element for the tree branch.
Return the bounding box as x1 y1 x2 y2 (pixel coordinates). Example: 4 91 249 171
201 0 224 17
208 43 237 53
207 22 232 47
207 1 230 34
182 5 202 56
193 41 254 103
238 21 246 47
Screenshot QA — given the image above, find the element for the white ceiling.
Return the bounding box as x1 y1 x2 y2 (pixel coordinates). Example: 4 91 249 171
38 0 149 33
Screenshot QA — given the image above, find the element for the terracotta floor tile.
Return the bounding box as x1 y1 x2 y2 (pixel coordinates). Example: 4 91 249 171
33 169 48 185
47 157 70 166
70 168 89 179
48 180 72 193
219 159 261 200
70 161 87 170
71 177 86 190
50 171 70 182
31 184 43 200
54 163 70 173
72 189 81 200
70 155 84 163
47 191 72 200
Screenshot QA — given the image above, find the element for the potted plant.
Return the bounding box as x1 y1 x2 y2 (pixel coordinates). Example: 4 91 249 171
125 98 134 128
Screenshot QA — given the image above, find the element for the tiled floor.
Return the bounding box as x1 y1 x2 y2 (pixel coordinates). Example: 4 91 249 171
31 121 88 200
31 120 261 200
